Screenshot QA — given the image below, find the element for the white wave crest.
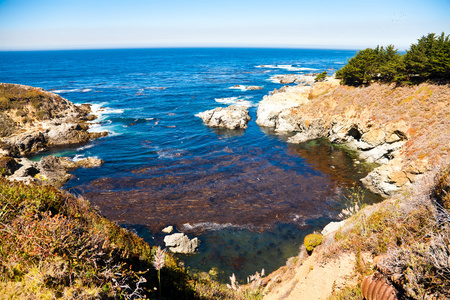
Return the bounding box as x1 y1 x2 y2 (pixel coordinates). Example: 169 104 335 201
69 154 100 163
215 96 254 107
228 85 248 91
52 88 92 93
77 144 94 151
255 64 318 72
182 222 248 231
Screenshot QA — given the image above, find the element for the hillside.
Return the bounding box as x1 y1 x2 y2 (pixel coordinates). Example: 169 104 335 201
257 79 450 299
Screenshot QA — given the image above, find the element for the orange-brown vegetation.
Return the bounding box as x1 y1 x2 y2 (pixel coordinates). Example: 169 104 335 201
306 83 450 164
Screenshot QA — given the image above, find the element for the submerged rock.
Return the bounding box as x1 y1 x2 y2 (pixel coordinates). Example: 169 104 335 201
164 233 200 254
198 105 251 130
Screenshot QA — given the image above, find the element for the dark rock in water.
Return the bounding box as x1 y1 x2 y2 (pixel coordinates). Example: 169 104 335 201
197 105 251 130
0 156 20 176
164 233 200 254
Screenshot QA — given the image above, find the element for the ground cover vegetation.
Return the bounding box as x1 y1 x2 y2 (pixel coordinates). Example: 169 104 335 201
335 32 450 86
326 165 450 299
0 178 265 299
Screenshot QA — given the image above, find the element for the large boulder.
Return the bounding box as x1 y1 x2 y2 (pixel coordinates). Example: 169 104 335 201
197 105 251 130
164 233 200 254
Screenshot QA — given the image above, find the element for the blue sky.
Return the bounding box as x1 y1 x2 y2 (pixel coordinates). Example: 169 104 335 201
0 0 449 50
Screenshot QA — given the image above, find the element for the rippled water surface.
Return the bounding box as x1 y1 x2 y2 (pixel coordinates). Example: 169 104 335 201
0 48 382 281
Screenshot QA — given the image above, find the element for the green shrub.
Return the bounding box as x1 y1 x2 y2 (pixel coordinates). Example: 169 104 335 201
315 71 328 82
304 233 323 252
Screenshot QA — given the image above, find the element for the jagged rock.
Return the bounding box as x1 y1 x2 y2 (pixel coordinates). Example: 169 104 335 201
0 156 20 176
198 105 251 130
164 233 200 254
5 155 104 188
7 158 39 183
8 132 47 156
46 123 93 146
38 156 74 188
60 157 103 169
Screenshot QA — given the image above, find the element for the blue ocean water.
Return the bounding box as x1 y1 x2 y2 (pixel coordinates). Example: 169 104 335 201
0 48 376 281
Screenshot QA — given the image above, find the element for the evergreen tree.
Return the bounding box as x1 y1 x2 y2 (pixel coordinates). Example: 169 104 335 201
336 32 450 86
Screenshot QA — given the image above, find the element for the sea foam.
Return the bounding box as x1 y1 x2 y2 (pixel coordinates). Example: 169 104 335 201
52 88 92 94
215 96 254 107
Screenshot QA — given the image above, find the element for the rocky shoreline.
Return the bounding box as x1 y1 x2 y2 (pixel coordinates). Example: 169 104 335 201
0 83 107 187
256 78 450 197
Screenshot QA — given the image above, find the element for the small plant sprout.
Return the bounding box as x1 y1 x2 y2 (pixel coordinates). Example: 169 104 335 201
338 185 365 219
153 246 166 300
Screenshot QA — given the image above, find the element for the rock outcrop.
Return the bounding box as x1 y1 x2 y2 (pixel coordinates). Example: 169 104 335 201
164 233 200 254
271 74 316 85
256 85 312 128
0 83 107 187
197 105 251 130
256 80 450 197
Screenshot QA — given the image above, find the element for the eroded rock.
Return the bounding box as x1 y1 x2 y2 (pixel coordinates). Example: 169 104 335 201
198 105 251 130
164 233 200 254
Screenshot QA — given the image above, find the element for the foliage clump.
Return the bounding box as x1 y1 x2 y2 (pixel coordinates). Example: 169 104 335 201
336 32 450 86
304 233 323 252
314 71 328 82
331 164 450 299
0 177 263 299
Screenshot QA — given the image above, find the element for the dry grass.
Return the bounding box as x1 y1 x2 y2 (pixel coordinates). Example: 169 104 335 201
323 162 450 299
0 177 263 299
304 83 450 164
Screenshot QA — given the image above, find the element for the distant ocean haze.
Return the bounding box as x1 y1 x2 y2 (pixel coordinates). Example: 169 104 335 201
1 48 380 281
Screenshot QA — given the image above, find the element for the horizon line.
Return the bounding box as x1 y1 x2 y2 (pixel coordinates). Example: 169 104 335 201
0 45 367 52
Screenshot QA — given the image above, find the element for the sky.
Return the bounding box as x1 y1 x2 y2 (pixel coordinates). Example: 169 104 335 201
0 0 449 51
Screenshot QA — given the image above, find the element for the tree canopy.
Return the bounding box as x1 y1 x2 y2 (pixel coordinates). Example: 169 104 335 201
335 32 450 86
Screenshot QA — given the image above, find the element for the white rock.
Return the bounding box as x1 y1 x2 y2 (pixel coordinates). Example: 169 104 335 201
164 233 200 254
197 105 250 130
321 220 347 236
256 85 311 128
162 225 174 234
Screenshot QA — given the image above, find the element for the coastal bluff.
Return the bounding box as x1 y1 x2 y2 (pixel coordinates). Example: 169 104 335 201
0 83 107 187
256 79 450 197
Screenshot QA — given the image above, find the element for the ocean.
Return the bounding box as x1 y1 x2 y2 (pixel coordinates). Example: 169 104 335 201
0 48 378 281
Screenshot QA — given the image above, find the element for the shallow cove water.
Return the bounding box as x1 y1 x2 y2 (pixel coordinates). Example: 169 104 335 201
0 48 380 282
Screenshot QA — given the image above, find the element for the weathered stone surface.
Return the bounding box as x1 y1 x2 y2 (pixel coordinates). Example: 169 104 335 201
0 83 108 188
164 233 200 254
0 156 20 176
6 155 103 188
255 79 429 198
8 132 47 156
62 157 103 169
256 85 311 128
308 79 340 99
321 220 347 236
198 105 251 130
271 74 315 85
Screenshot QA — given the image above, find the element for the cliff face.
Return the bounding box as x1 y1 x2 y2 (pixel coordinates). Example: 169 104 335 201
257 80 450 197
0 83 106 187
